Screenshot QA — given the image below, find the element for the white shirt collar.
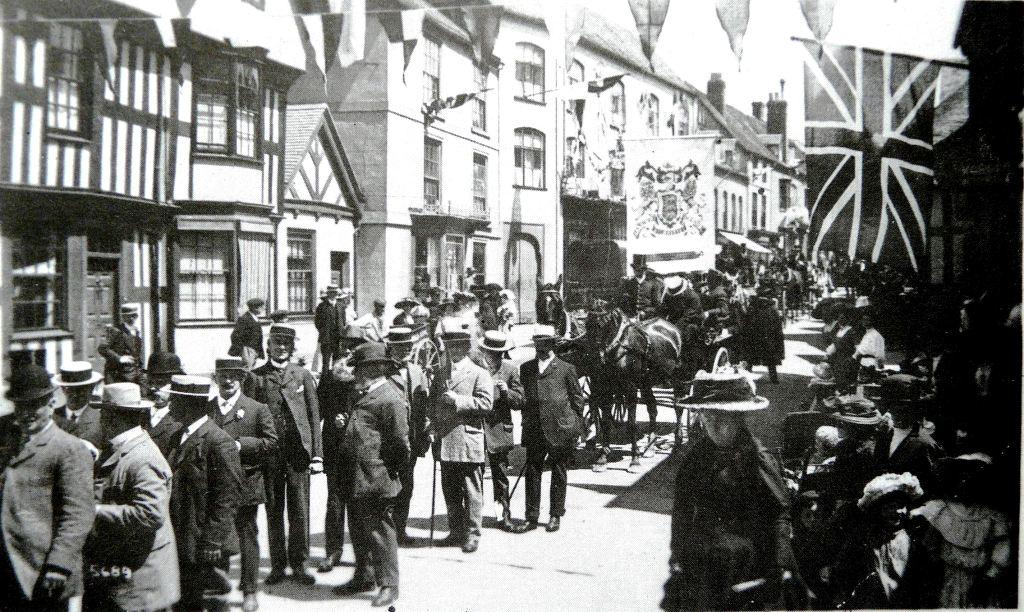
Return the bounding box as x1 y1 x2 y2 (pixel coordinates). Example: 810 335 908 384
270 359 289 369
218 390 241 415
151 406 170 428
182 415 209 442
451 356 472 373
110 426 144 449
538 353 555 373
66 405 86 419
889 427 913 457
30 420 54 442
365 378 388 395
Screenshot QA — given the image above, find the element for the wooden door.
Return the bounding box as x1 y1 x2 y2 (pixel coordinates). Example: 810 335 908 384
84 259 117 372
507 236 538 324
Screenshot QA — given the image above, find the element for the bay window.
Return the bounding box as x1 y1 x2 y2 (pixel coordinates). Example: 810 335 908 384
177 232 232 321
194 58 261 157
46 22 89 135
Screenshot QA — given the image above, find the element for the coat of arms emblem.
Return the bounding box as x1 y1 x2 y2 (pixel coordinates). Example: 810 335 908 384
632 159 707 239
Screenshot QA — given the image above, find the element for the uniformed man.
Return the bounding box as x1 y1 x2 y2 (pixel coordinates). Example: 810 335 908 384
619 255 664 320
386 327 430 546
246 326 323 586
430 331 493 553
472 331 525 532
99 305 143 382
52 361 103 456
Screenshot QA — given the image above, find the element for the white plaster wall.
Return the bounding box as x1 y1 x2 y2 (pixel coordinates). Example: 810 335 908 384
191 161 263 204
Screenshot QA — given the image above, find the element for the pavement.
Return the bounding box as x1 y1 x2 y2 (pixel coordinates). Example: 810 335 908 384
218 317 825 611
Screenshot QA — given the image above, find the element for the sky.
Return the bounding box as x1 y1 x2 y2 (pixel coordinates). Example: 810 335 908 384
587 0 968 141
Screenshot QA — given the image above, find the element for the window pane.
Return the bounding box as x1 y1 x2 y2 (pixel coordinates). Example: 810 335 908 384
46 23 85 134
177 233 230 320
514 43 544 102
196 93 229 149
11 237 65 330
286 231 314 313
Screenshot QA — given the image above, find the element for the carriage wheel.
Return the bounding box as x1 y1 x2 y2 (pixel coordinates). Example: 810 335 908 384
412 339 441 383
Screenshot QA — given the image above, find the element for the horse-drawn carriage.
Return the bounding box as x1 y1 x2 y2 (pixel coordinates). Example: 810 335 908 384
406 323 442 382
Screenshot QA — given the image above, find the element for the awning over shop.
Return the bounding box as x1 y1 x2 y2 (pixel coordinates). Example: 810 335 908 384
717 230 771 254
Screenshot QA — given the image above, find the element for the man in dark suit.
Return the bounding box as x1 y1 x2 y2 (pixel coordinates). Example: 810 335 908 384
143 350 185 458
211 357 278 612
873 374 944 496
332 342 409 608
166 375 244 610
0 363 95 611
230 297 266 365
246 325 323 585
52 361 104 455
386 327 430 545
315 285 346 379
517 334 584 533
99 304 144 382
619 255 664 320
85 382 180 612
472 331 525 532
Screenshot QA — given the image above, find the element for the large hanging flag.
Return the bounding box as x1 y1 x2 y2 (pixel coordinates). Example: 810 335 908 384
801 39 939 271
800 0 837 41
463 5 503 68
628 0 670 70
379 7 424 80
715 0 750 64
423 92 477 119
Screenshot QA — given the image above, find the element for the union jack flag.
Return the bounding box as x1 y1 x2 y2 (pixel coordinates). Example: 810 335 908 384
802 40 939 271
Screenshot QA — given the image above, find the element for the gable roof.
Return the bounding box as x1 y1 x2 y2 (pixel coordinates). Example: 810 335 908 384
284 103 364 210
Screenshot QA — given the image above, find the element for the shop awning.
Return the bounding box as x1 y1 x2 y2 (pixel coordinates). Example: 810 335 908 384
644 247 721 275
717 231 771 254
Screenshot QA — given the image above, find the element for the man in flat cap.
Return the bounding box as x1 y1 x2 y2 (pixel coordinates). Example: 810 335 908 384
430 331 493 553
230 297 266 368
99 304 144 383
247 325 323 585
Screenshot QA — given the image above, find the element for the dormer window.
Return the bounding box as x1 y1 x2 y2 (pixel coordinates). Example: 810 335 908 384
194 58 261 158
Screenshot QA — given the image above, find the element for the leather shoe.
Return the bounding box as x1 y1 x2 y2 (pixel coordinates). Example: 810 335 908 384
264 570 287 586
511 520 538 534
546 516 561 532
373 586 399 607
291 568 316 586
242 593 259 612
462 538 479 553
317 552 342 573
333 578 376 596
498 517 519 532
437 534 464 547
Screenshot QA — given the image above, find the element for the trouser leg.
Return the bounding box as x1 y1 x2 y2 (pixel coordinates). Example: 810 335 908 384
285 464 311 571
236 505 260 594
320 345 335 379
265 457 288 571
768 364 780 384
524 445 546 522
463 463 484 539
439 462 466 538
489 451 510 513
548 448 569 518
347 499 376 584
356 498 399 588
394 453 418 535
324 469 345 556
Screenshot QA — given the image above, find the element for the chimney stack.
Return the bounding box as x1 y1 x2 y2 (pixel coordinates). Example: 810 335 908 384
707 73 725 113
766 90 788 163
751 101 764 121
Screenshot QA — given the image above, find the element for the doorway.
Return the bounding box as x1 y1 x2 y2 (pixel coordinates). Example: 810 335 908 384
507 235 539 324
84 257 118 372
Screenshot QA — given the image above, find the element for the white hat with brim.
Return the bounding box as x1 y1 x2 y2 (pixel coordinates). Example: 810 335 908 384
97 382 154 412
55 361 103 387
678 395 770 412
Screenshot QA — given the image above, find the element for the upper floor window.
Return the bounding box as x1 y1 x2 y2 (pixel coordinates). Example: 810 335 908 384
472 65 487 131
424 138 441 209
514 43 545 103
751 194 759 228
194 59 261 158
568 60 584 85
673 95 690 135
472 153 488 214
646 94 660 137
564 136 585 179
514 128 545 188
423 38 440 105
609 81 625 128
46 23 88 135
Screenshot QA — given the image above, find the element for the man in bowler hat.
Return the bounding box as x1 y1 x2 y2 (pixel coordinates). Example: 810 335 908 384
144 350 186 458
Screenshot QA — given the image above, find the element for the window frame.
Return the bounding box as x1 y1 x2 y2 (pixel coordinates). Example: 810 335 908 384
564 136 585 179
11 235 67 332
513 128 546 189
514 42 545 104
647 93 660 137
568 60 584 85
192 57 262 159
45 22 91 138
472 64 487 132
609 81 625 128
285 229 315 314
175 231 234 322
472 152 488 215
423 137 441 210
422 38 441 106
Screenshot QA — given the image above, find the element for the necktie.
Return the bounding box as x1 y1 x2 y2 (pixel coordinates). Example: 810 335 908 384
69 413 77 425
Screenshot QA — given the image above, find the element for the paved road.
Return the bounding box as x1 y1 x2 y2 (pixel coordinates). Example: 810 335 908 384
222 318 823 611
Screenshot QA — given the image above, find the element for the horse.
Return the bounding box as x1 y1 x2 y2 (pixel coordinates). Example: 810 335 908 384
535 277 583 337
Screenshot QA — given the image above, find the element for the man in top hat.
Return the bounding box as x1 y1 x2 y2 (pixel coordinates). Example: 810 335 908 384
246 325 323 585
166 375 244 610
52 361 104 454
620 254 664 320
84 382 180 612
144 350 186 458
0 364 95 611
471 331 525 532
429 331 493 553
211 357 278 612
517 334 584 533
99 304 144 383
385 327 431 545
873 374 943 496
392 298 420 328
355 299 388 343
332 343 409 607
315 285 347 379
318 325 368 572
230 297 267 367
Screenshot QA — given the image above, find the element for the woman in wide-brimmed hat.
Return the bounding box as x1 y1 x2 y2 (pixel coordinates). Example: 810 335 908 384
663 372 807 611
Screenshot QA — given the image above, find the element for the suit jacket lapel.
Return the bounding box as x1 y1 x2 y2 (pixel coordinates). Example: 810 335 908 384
9 422 56 467
172 420 209 468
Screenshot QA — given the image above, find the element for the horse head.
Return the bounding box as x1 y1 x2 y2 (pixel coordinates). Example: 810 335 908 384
535 280 565 328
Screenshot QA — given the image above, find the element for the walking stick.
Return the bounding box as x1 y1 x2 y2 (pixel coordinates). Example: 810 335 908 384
508 455 528 498
429 456 437 547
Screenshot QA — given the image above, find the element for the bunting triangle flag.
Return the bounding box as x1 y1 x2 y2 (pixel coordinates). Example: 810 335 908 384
97 20 119 91
463 5 503 68
715 0 750 63
628 0 670 71
589 74 624 94
176 0 199 18
800 0 837 41
379 7 424 79
300 13 327 77
336 0 365 68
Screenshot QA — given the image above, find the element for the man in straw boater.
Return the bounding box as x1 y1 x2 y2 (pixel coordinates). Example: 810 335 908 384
52 360 104 456
246 325 323 585
210 357 278 612
0 363 94 612
516 333 584 534
429 330 493 553
166 374 244 610
331 342 409 607
84 382 180 612
385 327 431 546
99 304 144 382
471 330 525 532
662 368 807 611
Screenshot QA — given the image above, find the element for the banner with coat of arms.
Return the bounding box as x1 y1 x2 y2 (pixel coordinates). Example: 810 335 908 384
624 135 717 272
